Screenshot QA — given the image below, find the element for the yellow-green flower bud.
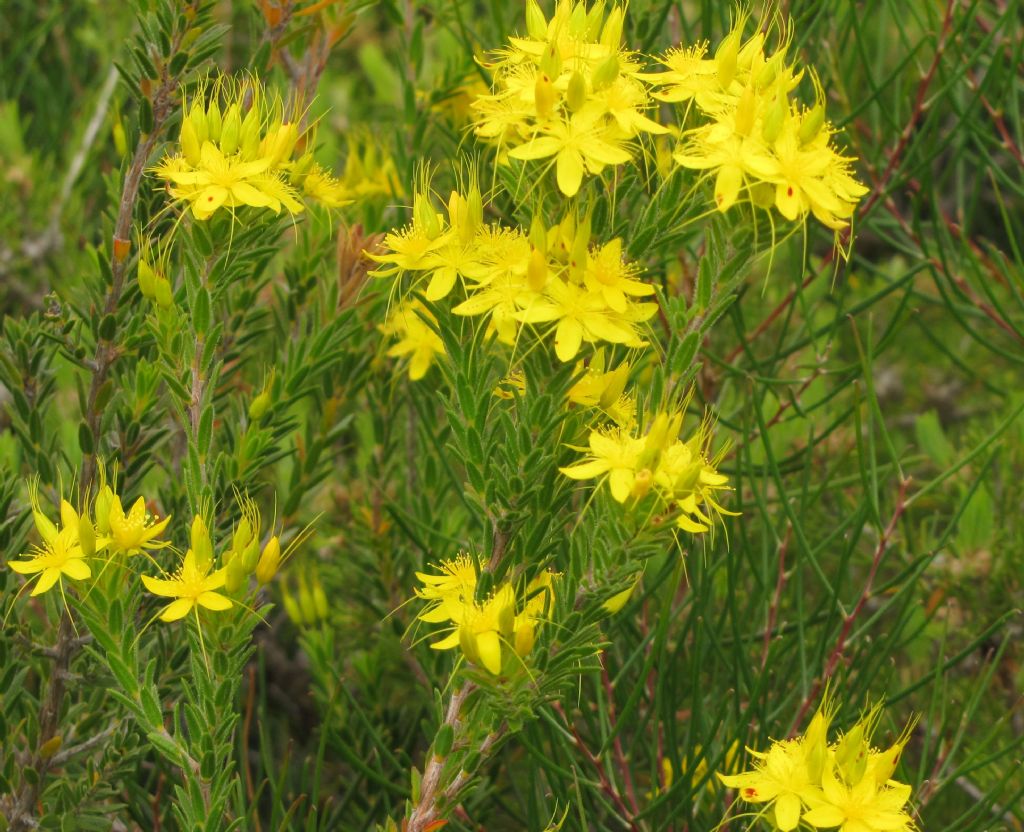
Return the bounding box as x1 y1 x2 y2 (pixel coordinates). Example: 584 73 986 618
756 52 785 90
312 575 327 620
297 571 317 623
761 93 787 144
600 5 623 47
413 192 442 239
568 2 587 36
180 117 201 166
255 536 281 585
715 28 741 89
584 1 606 39
566 71 588 113
31 503 58 545
191 515 213 573
734 85 756 136
281 580 304 625
93 485 113 535
264 122 298 166
249 389 271 421
749 181 775 209
592 55 619 90
74 511 94 557
514 617 536 657
525 0 546 40
225 555 247 593
220 104 241 155
137 259 157 299
154 275 173 310
233 516 253 555
239 106 262 159
539 42 561 79
599 363 630 410
527 247 548 292
188 102 209 145
240 537 261 573
798 103 825 145
207 100 222 142
534 72 556 120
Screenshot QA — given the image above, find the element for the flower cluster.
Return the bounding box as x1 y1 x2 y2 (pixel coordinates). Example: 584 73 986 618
7 478 298 627
415 554 556 676
371 185 658 377
719 698 919 832
560 410 732 534
644 13 868 229
473 0 665 196
153 75 348 221
7 477 170 598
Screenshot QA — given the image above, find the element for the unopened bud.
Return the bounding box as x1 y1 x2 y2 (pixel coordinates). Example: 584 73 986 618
599 363 630 409
527 247 548 292
592 55 619 90
225 555 247 593
180 117 201 166
153 275 173 309
716 28 741 89
761 93 787 144
188 102 208 145
33 507 58 546
525 0 547 40
233 517 253 555
600 6 624 48
94 486 113 535
798 103 825 145
239 106 261 159
220 104 241 155
206 100 222 142
413 192 442 239
249 389 271 421
584 1 606 39
191 515 213 572
734 85 756 136
539 42 561 79
566 71 588 112
534 72 556 120
240 537 260 573
255 536 281 585
137 259 157 299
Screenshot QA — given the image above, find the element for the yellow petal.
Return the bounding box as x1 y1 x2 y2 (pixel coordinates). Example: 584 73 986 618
159 598 194 622
197 591 232 611
60 558 92 581
554 318 583 362
31 569 61 596
8 558 45 574
141 573 182 598
556 149 584 197
475 630 503 675
715 166 742 212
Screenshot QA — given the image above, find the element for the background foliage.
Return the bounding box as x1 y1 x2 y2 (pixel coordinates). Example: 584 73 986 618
1 0 1022 830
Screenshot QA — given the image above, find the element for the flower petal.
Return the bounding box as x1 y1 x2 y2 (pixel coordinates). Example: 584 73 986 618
197 591 232 611
30 569 61 596
159 598 194 622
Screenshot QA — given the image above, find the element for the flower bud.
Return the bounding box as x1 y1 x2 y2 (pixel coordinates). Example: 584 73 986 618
206 99 222 142
525 0 546 40
188 102 209 145
137 259 157 299
180 117 201 166
60 499 78 533
566 71 588 113
761 93 787 144
239 106 262 159
220 104 241 155
715 27 741 89
249 389 271 421
514 617 536 657
734 85 756 136
600 6 624 48
539 42 561 79
255 536 281 585
31 502 58 545
94 485 113 535
191 515 213 573
592 55 619 90
78 513 96 558
225 555 247 593
297 571 318 623
264 122 298 166
599 363 630 410
312 576 327 620
602 575 639 614
527 247 548 292
233 516 253 556
281 580 304 624
534 72 556 120
798 103 825 145
154 275 173 309
239 537 260 574
413 192 442 239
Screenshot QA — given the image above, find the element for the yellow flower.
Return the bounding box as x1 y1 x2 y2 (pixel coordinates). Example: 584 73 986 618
108 495 171 555
560 427 645 503
141 549 232 622
566 352 634 427
582 238 655 313
430 584 516 676
380 301 446 381
507 113 632 197
802 758 916 832
155 142 303 221
8 527 91 597
719 740 817 831
415 553 480 624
